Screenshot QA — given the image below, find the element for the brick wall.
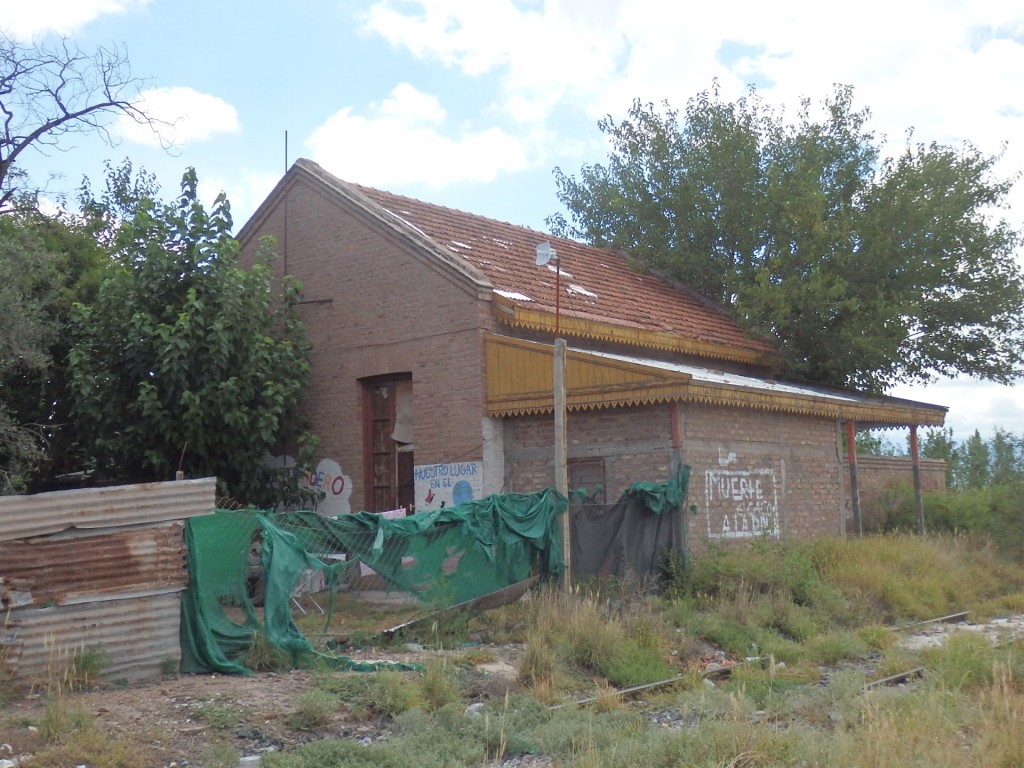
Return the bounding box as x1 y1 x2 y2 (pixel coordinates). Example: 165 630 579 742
238 180 495 511
505 401 849 555
504 404 676 499
681 404 844 555
841 456 947 531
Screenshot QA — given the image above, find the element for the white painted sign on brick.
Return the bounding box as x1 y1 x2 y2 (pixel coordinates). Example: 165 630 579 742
414 461 484 512
705 467 780 539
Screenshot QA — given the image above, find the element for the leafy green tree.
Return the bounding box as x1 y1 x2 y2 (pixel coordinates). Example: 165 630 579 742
921 427 957 487
856 430 903 457
989 427 1023 486
551 84 1024 392
68 166 315 506
0 215 60 492
958 430 991 491
2 205 114 487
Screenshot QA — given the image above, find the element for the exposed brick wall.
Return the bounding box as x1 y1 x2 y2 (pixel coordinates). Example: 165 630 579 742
504 404 675 499
237 177 899 553
841 456 947 530
505 401 849 556
238 180 495 511
682 404 844 555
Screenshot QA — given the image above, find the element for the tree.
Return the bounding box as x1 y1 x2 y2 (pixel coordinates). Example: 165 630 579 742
989 427 1024 486
1 32 160 208
921 427 957 488
0 215 60 492
958 430 991 491
68 166 315 506
551 84 1024 392
848 429 903 457
0 206 109 492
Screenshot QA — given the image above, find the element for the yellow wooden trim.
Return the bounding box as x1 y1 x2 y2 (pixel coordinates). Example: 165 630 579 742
685 382 946 427
490 296 777 367
485 334 692 416
485 333 945 427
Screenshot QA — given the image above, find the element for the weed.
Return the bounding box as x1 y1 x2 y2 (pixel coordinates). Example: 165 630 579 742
420 657 464 711
518 632 556 688
804 629 866 666
24 723 152 767
287 688 338 730
160 655 179 675
202 739 240 768
242 630 292 671
193 700 243 731
316 669 421 719
598 643 673 687
922 630 1012 692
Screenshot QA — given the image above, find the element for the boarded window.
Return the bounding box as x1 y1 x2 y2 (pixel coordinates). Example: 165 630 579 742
569 457 606 503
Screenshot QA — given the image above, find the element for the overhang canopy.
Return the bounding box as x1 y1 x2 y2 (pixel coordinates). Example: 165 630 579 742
484 335 947 428
485 335 691 416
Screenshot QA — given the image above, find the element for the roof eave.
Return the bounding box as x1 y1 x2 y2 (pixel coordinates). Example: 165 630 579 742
491 295 779 368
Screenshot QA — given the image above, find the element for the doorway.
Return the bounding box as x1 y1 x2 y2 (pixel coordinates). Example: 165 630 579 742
362 375 414 512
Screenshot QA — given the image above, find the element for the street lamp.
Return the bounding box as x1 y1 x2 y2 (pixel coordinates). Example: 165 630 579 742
536 242 570 588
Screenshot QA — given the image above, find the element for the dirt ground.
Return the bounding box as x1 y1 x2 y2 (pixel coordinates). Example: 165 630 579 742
0 641 528 767
4 614 1024 768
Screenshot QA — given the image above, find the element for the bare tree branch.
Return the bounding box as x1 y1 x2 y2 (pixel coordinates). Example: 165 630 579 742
0 32 166 209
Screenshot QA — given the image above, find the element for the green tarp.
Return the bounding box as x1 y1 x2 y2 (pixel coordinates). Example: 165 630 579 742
180 488 567 674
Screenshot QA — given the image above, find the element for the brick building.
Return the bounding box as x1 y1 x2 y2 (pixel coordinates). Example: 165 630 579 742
237 159 947 552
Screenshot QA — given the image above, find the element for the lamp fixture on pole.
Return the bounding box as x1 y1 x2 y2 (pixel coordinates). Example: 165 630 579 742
535 241 561 337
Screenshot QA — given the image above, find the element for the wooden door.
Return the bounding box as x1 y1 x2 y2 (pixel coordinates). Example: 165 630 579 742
362 377 414 512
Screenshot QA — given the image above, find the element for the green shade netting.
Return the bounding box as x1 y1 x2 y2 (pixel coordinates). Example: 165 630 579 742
617 463 690 514
180 488 567 674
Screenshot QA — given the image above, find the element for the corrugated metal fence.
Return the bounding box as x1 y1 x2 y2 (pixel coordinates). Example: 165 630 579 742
0 478 216 686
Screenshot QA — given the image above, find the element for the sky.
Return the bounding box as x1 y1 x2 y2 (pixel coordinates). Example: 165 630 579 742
3 0 1024 444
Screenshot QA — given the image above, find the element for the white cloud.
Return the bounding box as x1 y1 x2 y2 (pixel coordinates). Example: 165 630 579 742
358 1 1024 167
0 0 150 39
306 83 531 188
115 87 239 147
890 378 1024 441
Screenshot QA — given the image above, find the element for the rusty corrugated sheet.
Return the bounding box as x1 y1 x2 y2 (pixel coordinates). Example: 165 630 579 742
0 521 187 606
0 477 216 542
0 479 215 686
2 590 184 684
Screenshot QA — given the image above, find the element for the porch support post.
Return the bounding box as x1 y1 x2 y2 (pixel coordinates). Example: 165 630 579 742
846 420 862 537
910 424 925 535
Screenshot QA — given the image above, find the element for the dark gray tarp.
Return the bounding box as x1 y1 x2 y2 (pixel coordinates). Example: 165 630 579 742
570 465 689 581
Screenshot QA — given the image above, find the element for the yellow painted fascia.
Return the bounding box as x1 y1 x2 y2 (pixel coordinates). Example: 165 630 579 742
490 295 777 367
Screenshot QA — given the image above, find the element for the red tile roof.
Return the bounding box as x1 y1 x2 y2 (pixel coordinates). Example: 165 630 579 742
275 159 776 363
352 182 777 361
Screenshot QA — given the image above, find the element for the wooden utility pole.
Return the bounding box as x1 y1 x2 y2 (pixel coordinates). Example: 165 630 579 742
554 337 570 589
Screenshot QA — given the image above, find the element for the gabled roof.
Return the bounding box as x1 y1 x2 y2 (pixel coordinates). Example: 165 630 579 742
271 159 778 367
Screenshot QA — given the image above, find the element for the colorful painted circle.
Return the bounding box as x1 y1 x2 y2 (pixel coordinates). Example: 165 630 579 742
452 480 474 506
